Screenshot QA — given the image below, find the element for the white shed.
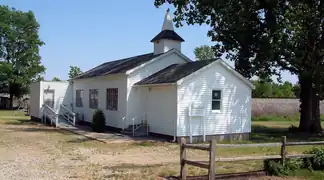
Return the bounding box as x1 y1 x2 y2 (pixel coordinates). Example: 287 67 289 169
135 59 254 143
30 81 72 120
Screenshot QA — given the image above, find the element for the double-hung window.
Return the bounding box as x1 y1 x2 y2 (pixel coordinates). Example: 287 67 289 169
76 90 83 107
89 89 98 109
212 90 222 111
106 88 118 111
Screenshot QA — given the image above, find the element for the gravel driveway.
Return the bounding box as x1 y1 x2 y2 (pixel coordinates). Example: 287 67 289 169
0 116 180 180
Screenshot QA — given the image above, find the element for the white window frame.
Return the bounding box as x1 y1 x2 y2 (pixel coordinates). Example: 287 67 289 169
106 88 118 111
89 89 99 109
211 89 222 113
75 89 83 107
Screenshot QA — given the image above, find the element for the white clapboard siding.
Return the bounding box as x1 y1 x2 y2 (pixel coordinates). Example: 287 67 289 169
73 75 127 128
146 86 177 136
126 52 187 125
177 62 252 136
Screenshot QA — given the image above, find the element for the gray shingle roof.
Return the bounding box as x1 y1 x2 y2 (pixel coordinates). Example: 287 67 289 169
135 59 218 85
150 30 184 42
74 53 163 79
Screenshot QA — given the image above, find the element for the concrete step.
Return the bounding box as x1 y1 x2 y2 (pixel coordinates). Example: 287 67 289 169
120 129 133 135
121 125 149 137
57 117 75 129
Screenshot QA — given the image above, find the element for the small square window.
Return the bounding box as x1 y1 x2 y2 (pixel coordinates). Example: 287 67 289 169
212 90 221 111
212 91 221 100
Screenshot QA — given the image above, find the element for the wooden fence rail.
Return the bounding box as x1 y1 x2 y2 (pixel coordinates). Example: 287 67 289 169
180 136 324 180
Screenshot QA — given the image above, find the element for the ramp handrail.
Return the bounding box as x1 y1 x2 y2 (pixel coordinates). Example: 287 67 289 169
60 104 76 126
42 104 59 127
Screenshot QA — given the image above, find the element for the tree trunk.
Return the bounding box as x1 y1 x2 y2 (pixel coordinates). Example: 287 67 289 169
312 77 322 133
298 75 313 132
9 93 13 110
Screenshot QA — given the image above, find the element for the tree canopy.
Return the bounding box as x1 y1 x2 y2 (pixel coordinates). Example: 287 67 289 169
52 77 61 81
252 80 297 98
0 6 45 108
154 0 324 132
68 66 82 79
194 45 215 60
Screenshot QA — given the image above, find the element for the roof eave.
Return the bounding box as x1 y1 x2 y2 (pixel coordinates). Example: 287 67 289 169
134 82 177 87
71 73 127 81
150 37 185 42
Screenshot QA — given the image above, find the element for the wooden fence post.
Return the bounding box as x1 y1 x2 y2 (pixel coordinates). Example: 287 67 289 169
281 136 287 166
208 139 216 180
180 138 187 180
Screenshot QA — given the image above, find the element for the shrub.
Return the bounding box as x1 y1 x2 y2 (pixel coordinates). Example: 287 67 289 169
304 148 324 170
264 159 303 176
92 109 106 132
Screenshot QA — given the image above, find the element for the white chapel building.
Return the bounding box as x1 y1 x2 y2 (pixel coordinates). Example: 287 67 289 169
30 10 254 143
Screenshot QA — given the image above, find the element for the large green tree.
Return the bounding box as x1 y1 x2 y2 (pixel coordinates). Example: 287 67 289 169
154 0 324 133
0 6 45 108
194 45 215 60
68 65 82 79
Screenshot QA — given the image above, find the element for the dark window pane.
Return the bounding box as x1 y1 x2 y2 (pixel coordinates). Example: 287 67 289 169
76 90 83 107
89 89 98 109
106 88 118 110
212 90 221 100
212 101 221 110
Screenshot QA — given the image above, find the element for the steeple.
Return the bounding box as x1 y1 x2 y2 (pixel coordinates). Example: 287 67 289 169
162 9 174 31
151 9 184 55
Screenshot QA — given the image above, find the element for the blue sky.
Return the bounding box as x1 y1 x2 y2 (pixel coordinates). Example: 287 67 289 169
2 0 297 84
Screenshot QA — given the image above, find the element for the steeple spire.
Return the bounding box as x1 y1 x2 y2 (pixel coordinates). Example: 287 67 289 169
162 8 174 31
151 8 184 54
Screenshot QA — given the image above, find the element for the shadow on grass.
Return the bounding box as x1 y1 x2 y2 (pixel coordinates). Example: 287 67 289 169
251 125 323 143
103 163 167 170
7 126 73 136
65 136 101 143
3 119 36 125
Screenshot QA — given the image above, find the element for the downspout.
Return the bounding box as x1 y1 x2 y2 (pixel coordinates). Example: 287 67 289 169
70 80 74 112
172 84 177 143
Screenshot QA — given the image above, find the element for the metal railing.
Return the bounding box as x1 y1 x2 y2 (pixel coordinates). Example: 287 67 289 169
131 113 149 136
41 104 59 127
132 116 141 136
59 104 76 126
